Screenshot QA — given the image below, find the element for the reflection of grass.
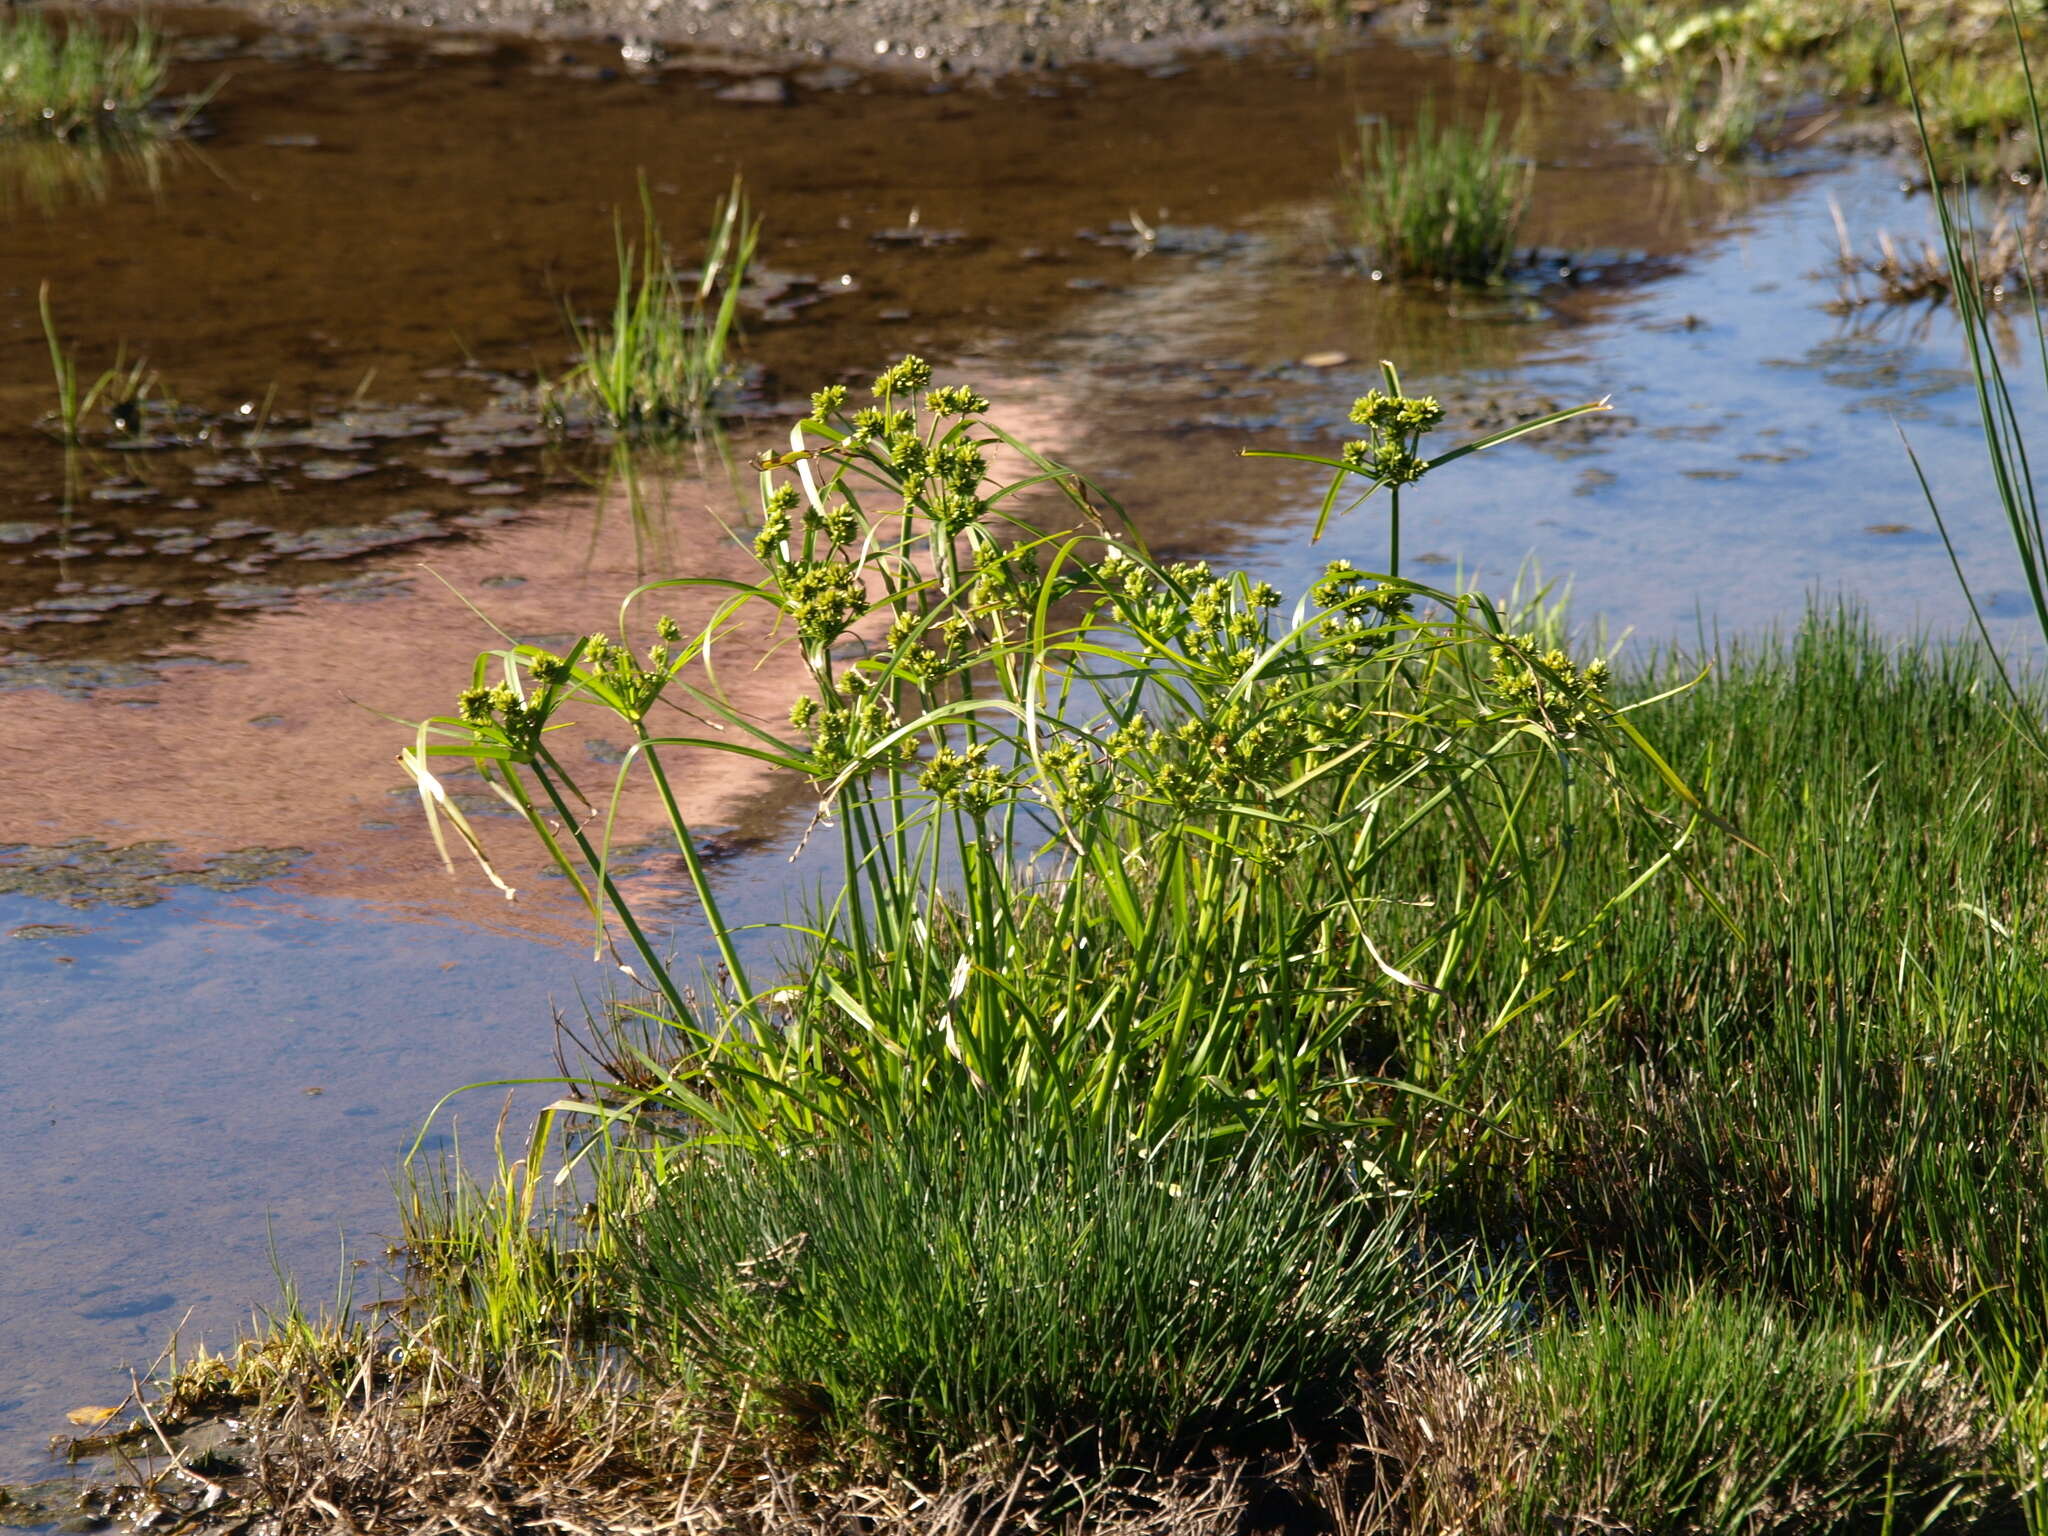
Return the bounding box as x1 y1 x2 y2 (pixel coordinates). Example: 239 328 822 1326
1345 103 1528 284
545 178 759 441
1436 0 2048 162
0 132 180 213
0 12 167 139
588 433 740 572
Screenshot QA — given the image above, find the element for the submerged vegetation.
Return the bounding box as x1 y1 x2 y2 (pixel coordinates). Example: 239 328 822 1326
1343 104 1529 284
543 177 759 440
1828 191 2048 311
0 11 168 139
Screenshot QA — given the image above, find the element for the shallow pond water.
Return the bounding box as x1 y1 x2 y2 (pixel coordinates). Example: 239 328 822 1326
2 5 2039 1478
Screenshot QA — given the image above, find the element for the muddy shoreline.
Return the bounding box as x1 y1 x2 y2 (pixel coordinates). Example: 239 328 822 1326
75 0 1380 79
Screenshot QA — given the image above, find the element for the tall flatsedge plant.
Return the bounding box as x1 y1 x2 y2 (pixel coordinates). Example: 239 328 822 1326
406 357 1689 1158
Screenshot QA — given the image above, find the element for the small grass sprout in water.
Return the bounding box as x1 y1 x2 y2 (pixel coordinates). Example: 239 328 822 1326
1345 101 1530 285
38 281 155 445
0 11 168 139
545 175 759 440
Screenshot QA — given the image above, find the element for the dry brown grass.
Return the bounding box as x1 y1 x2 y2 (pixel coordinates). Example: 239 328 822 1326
1828 192 2048 310
121 1352 1405 1536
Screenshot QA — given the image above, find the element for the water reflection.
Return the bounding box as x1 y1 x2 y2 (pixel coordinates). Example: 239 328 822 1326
0 133 193 216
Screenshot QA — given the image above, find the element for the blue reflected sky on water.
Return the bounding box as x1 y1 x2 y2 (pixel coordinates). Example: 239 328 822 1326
1040 152 2045 654
0 841 819 1475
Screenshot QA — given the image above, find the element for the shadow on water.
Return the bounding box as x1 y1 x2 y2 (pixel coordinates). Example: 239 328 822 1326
0 3 2034 1478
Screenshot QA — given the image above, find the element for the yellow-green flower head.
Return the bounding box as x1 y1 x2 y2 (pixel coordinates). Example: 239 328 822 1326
1397 395 1445 432
656 614 683 645
924 385 989 418
1105 718 1150 760
1312 560 1362 609
1486 633 1612 729
888 433 929 478
807 383 848 422
935 491 986 535
872 355 935 398
753 504 793 561
934 441 987 493
1350 389 1405 432
765 484 802 517
782 561 866 647
1350 388 1444 438
810 499 860 546
1370 441 1426 486
1098 550 1153 603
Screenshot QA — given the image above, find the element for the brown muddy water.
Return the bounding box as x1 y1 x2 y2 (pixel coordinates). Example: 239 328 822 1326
0 6 2037 1478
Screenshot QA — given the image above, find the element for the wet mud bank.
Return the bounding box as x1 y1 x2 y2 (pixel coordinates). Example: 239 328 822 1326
76 0 1351 82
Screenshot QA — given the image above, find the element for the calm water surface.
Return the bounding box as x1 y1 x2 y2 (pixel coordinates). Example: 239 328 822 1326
1 8 2035 1475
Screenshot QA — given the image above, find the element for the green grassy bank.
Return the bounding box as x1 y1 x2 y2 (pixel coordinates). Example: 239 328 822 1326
1427 0 2048 161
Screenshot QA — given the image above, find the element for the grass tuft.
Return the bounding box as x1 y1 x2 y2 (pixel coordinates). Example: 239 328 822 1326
630 1113 1461 1470
545 176 759 440
0 11 167 139
1343 103 1529 285
1382 1293 1993 1534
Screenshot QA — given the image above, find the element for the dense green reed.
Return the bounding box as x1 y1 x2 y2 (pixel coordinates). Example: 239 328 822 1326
1343 103 1529 284
544 177 758 439
0 11 167 139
